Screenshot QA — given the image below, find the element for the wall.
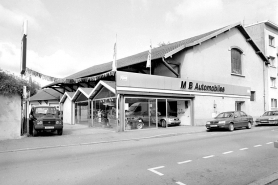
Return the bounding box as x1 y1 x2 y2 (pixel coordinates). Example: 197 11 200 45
63 98 72 124
0 95 21 140
245 23 265 54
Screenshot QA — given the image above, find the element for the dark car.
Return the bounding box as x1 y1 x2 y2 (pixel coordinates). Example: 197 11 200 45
206 111 253 131
255 111 278 125
29 106 63 136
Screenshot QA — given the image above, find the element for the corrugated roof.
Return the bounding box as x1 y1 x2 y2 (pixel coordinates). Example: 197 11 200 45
30 88 61 101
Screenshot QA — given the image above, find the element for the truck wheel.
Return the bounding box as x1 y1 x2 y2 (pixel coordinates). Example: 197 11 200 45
57 129 63 135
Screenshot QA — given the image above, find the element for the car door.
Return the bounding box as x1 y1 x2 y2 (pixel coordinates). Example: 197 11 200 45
239 111 249 127
233 112 242 128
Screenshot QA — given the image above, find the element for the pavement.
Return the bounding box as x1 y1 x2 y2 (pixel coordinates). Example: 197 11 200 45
1 123 278 185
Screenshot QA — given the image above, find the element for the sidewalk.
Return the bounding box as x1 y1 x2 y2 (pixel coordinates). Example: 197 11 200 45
0 124 206 153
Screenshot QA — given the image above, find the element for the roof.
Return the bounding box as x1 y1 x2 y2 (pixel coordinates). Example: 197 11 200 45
46 22 268 89
60 92 75 103
245 20 278 30
30 88 61 101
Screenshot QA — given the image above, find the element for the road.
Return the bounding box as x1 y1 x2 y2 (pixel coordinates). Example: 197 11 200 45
0 126 278 185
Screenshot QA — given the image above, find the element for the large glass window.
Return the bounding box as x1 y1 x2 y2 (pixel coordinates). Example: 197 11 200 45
125 98 157 130
231 48 242 75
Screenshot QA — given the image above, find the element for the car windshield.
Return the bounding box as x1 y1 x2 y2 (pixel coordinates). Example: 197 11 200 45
216 112 234 118
262 111 278 116
35 107 57 114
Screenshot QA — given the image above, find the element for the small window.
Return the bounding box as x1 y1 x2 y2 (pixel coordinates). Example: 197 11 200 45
239 111 247 117
251 91 255 101
231 48 242 75
271 77 276 88
269 35 275 47
271 98 277 108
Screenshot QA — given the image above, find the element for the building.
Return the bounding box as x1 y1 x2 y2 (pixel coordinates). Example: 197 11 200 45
245 20 278 111
29 88 61 110
44 22 269 131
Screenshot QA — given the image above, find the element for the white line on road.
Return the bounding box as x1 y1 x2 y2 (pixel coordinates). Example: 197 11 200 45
148 166 165 176
178 160 192 164
222 151 233 154
254 145 262 147
176 182 186 185
239 148 248 150
266 142 273 144
203 155 214 159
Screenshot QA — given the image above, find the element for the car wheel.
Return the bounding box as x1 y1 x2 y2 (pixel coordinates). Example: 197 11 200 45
206 128 211 132
161 120 167 127
57 129 63 135
246 122 252 129
136 122 144 129
33 126 37 137
228 123 234 131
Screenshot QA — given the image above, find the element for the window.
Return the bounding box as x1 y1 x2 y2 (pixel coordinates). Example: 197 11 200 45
271 77 276 88
268 56 276 67
231 48 242 75
269 35 275 47
251 91 255 101
271 98 277 108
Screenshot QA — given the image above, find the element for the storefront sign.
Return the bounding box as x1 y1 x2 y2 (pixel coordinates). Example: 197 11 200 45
180 81 225 93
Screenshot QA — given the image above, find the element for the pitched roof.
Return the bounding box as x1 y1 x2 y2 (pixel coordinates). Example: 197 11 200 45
30 88 61 101
60 92 75 103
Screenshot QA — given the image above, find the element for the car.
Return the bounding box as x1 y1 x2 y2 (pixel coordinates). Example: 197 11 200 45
158 115 181 127
29 106 63 136
206 111 253 131
255 111 278 126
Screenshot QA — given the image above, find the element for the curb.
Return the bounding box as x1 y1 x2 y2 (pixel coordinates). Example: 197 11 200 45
248 172 278 185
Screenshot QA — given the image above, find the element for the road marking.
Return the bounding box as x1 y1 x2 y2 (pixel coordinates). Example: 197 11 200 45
266 142 273 144
176 182 186 185
148 166 165 176
203 155 214 159
239 148 248 150
222 151 233 154
178 160 192 164
254 145 262 147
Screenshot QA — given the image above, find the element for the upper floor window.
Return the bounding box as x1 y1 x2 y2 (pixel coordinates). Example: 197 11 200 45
269 35 275 47
250 91 255 101
271 98 277 108
269 56 276 67
231 48 242 75
271 77 276 88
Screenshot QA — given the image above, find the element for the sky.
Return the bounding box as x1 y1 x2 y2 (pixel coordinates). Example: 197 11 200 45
1 0 278 86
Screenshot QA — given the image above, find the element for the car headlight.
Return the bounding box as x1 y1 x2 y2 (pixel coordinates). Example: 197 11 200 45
218 121 226 124
206 121 211 125
37 121 42 125
56 120 61 124
269 118 278 121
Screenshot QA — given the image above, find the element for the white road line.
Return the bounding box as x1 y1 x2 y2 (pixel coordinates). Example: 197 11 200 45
239 148 248 150
148 166 165 176
266 142 273 144
178 160 192 164
176 182 186 185
254 145 262 147
222 151 233 154
203 155 214 159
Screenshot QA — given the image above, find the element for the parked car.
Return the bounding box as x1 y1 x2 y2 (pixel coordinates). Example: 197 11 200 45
205 111 253 131
158 114 181 127
255 111 278 125
29 106 63 136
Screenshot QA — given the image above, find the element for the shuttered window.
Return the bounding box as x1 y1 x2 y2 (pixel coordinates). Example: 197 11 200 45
231 48 242 75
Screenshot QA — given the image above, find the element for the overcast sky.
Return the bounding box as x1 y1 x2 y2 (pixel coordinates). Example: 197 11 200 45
1 0 278 86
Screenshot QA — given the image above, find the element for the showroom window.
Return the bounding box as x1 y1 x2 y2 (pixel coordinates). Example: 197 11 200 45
231 48 243 75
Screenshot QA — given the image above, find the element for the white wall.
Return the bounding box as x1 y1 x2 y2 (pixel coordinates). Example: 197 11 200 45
0 95 21 140
63 98 72 124
177 100 191 125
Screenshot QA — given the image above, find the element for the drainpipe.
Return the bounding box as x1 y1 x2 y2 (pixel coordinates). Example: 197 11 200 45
263 62 266 112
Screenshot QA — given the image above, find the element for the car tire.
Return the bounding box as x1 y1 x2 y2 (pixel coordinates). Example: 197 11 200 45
246 122 252 129
228 123 234 131
136 122 144 129
57 129 63 135
33 126 37 137
206 129 211 132
161 120 167 127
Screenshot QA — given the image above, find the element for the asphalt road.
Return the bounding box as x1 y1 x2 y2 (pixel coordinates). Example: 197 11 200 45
0 126 278 185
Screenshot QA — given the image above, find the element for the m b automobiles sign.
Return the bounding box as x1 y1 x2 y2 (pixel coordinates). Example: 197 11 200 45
180 81 225 93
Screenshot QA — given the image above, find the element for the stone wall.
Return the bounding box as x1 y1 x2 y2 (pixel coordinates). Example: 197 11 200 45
0 95 21 140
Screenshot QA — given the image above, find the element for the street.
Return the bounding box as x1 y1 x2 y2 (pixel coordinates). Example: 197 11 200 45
0 126 278 185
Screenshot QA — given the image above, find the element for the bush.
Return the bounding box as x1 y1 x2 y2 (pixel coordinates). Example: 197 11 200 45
0 69 41 97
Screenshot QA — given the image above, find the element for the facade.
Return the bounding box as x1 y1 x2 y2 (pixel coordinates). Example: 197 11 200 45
29 89 61 110
45 22 268 131
245 20 278 111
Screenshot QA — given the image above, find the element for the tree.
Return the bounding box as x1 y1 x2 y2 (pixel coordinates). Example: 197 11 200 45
0 68 41 98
